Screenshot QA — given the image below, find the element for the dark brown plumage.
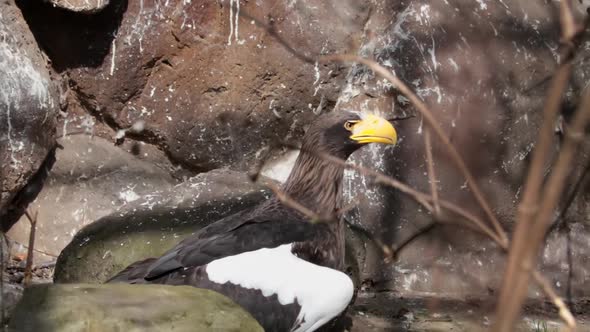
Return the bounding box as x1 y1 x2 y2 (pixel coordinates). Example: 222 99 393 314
108 110 397 332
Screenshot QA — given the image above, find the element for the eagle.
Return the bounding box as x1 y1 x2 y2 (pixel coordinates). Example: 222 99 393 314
108 111 397 332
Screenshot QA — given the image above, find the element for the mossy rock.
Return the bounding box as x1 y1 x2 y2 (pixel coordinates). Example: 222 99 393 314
54 170 272 283
8 284 263 332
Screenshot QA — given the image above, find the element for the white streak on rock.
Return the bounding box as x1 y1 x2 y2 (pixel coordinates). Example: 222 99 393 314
110 38 117 76
476 0 487 10
427 36 438 71
227 0 242 45
448 58 459 72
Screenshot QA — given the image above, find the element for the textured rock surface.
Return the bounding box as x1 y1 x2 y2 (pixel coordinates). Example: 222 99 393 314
8 284 263 332
6 135 178 264
18 0 370 172
0 0 59 219
54 169 272 283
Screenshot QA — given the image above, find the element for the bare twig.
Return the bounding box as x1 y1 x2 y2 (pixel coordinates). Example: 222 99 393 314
264 182 333 223
343 219 393 260
387 114 416 122
424 129 440 215
391 222 438 259
532 271 577 330
550 158 590 233
23 210 38 287
6 239 58 258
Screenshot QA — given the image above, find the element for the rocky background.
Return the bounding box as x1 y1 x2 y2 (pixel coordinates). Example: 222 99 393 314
1 0 590 331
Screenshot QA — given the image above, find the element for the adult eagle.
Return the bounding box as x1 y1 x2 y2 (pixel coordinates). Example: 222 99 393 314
108 111 397 332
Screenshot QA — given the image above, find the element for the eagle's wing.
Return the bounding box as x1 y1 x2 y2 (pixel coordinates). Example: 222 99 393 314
109 204 324 282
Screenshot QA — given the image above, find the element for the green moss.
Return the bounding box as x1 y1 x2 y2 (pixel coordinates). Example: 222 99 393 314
9 284 263 332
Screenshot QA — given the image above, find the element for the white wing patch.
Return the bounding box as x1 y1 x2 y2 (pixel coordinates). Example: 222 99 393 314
206 244 354 332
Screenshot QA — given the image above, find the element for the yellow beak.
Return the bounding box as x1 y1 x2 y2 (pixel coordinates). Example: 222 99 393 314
350 114 398 145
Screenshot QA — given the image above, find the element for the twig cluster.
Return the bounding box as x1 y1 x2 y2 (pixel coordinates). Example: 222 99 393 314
242 1 589 330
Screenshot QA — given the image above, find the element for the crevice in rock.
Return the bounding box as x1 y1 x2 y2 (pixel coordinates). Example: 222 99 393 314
16 0 128 72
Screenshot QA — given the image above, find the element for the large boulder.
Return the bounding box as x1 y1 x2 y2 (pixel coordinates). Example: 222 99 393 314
18 0 371 172
8 284 263 332
6 135 178 264
54 169 272 283
0 0 59 221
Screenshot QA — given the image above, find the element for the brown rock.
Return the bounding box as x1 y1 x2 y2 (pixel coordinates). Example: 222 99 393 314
19 0 371 172
0 0 59 222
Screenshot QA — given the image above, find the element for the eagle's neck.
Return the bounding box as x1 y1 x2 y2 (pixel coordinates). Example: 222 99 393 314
282 150 345 215
281 149 347 270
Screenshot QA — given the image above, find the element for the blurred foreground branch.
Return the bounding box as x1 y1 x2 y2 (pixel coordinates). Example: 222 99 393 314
492 1 588 330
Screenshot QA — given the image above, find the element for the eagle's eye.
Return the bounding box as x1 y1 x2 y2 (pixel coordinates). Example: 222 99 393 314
343 120 358 131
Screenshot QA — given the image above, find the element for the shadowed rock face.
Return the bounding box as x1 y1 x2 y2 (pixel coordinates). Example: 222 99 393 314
0 0 59 221
8 284 263 332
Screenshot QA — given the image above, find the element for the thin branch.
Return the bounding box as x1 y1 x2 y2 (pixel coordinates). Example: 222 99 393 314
6 239 58 258
23 210 38 287
264 182 334 223
549 157 590 233
532 271 577 332
391 222 438 259
343 219 393 260
424 129 440 215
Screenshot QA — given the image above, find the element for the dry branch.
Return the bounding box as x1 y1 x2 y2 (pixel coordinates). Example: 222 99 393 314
23 210 38 287
424 129 440 215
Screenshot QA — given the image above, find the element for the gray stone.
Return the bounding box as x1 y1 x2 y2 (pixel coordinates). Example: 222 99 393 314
54 169 272 283
7 135 178 265
8 283 263 332
0 0 59 220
